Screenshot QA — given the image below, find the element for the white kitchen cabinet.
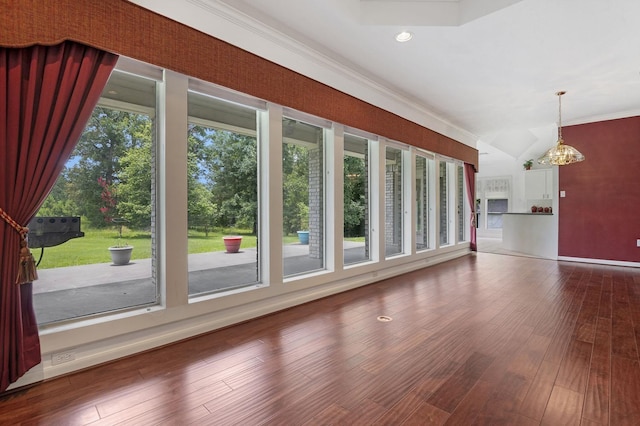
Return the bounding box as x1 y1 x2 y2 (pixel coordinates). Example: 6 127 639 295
524 169 553 200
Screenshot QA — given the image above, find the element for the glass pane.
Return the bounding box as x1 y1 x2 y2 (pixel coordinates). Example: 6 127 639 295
487 199 508 229
416 155 431 250
385 146 403 257
344 134 370 265
283 117 325 277
187 91 259 296
439 161 449 246
33 71 158 324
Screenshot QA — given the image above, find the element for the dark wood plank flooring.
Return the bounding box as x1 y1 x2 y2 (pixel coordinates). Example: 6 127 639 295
2 252 640 425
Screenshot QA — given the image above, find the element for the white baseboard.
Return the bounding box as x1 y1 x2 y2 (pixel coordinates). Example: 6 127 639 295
557 256 640 269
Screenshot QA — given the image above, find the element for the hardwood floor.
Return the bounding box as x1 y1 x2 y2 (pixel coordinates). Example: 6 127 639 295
2 252 640 425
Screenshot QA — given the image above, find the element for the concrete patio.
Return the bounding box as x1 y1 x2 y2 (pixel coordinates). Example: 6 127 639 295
33 242 367 324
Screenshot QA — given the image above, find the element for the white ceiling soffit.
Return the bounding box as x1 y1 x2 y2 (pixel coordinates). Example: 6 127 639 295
359 0 525 26
488 128 537 159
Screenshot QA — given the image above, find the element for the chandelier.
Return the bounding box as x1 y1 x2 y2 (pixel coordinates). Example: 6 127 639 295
537 91 585 165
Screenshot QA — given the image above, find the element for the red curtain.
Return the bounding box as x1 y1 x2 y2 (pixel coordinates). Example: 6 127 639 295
0 42 117 392
464 163 477 251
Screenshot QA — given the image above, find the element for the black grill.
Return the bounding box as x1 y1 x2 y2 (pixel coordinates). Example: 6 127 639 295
27 216 85 248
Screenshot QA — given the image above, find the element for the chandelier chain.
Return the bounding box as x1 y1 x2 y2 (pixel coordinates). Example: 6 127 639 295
558 94 562 139
557 91 564 142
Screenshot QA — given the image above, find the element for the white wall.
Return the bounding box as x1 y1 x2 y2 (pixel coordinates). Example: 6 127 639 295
475 132 559 258
476 125 557 214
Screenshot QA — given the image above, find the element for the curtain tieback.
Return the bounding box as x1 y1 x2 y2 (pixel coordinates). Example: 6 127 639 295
0 207 38 285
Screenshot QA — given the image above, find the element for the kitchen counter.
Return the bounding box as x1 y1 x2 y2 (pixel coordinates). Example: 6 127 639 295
503 212 553 215
502 213 557 259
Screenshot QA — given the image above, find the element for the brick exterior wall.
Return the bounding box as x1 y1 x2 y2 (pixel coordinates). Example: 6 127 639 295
364 148 370 259
308 147 323 259
385 149 403 253
417 160 429 249
150 118 157 285
439 162 448 245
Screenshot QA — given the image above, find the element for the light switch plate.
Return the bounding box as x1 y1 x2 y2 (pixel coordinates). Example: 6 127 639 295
560 190 566 197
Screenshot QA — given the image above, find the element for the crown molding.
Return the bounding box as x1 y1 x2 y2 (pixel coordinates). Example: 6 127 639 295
128 0 478 147
564 108 640 127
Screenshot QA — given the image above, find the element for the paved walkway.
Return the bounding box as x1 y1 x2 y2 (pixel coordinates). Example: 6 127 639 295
33 247 261 294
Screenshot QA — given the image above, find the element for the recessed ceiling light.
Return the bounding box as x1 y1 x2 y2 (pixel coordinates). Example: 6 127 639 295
395 31 413 42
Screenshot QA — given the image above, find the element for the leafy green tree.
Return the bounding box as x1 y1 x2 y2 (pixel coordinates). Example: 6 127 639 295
36 172 80 217
64 107 152 228
203 129 258 232
282 144 309 234
117 134 153 229
343 155 366 237
188 184 217 236
187 125 218 233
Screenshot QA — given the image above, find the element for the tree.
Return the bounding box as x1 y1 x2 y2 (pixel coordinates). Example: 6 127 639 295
117 135 153 229
188 184 217 236
200 128 258 232
64 107 153 228
343 155 366 237
187 125 217 233
282 144 309 234
36 171 79 217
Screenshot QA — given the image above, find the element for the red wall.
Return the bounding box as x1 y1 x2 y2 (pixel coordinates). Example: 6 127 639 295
559 116 640 262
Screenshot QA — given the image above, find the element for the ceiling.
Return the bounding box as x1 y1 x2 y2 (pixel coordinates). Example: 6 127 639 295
129 0 640 162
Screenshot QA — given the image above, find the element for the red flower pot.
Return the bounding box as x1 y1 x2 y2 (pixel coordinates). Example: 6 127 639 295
223 236 242 253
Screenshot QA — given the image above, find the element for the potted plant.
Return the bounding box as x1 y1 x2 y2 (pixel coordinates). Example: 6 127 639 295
108 218 133 265
523 159 533 170
99 177 134 265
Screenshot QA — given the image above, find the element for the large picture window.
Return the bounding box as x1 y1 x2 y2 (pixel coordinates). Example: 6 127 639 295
282 117 326 277
457 164 467 242
187 90 260 296
439 160 459 247
32 69 158 324
343 134 370 265
416 154 434 251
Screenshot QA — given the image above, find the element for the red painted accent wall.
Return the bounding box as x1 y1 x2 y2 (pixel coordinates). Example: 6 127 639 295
559 116 640 262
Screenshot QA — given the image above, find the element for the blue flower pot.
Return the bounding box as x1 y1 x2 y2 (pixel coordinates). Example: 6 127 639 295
297 231 309 244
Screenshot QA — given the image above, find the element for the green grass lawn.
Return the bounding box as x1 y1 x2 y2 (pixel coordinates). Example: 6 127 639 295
34 227 366 269
35 227 257 269
344 236 365 243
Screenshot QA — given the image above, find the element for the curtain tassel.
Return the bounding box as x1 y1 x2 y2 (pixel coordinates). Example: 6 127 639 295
0 207 38 284
17 238 38 285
